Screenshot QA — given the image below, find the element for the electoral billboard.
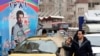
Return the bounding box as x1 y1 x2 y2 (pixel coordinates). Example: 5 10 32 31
0 0 38 55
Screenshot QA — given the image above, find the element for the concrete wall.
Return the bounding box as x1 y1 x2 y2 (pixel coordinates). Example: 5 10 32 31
94 5 100 10
75 3 88 25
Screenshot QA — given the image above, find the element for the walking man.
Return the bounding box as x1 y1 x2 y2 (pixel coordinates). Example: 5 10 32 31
69 30 93 56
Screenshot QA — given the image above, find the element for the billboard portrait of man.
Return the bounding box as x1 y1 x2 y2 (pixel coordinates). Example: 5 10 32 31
11 10 30 46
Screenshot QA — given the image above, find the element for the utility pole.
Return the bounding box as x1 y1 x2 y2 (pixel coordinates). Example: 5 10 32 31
59 0 61 16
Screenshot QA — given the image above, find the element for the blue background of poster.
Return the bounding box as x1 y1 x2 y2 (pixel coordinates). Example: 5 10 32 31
0 35 2 56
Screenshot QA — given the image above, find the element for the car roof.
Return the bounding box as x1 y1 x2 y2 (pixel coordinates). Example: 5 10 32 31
84 34 100 37
26 36 52 41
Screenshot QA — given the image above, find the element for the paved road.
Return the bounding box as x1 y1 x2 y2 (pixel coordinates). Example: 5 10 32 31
49 31 66 56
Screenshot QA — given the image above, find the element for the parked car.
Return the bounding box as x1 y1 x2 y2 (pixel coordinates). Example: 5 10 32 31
85 34 100 56
8 36 59 56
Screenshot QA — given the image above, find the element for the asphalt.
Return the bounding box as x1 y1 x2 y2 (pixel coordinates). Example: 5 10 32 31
49 31 66 56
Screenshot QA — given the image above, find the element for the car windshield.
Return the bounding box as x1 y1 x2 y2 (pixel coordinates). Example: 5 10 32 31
14 40 58 53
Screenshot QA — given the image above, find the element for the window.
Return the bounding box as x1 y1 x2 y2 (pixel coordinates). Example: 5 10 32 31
88 3 94 8
94 2 99 5
49 0 51 2
88 3 91 8
67 8 72 12
88 2 100 8
78 8 84 15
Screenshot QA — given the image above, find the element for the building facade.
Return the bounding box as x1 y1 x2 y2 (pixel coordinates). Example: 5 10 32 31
39 0 76 27
39 0 100 27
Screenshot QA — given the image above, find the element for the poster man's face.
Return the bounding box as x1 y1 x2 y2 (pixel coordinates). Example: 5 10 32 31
18 14 24 23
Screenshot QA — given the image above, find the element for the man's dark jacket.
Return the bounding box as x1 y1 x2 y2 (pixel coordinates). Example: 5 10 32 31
69 37 93 56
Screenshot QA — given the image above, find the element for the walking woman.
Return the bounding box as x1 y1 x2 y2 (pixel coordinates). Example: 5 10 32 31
62 37 72 56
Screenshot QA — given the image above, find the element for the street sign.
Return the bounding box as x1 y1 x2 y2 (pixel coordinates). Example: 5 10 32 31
79 16 84 30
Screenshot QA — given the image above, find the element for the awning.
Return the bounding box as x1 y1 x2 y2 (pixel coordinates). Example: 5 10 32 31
49 16 64 19
39 16 64 21
39 17 44 20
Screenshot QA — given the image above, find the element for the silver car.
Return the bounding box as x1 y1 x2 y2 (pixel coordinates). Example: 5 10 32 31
85 34 100 56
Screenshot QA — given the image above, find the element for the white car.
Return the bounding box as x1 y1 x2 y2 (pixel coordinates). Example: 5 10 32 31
85 34 100 56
